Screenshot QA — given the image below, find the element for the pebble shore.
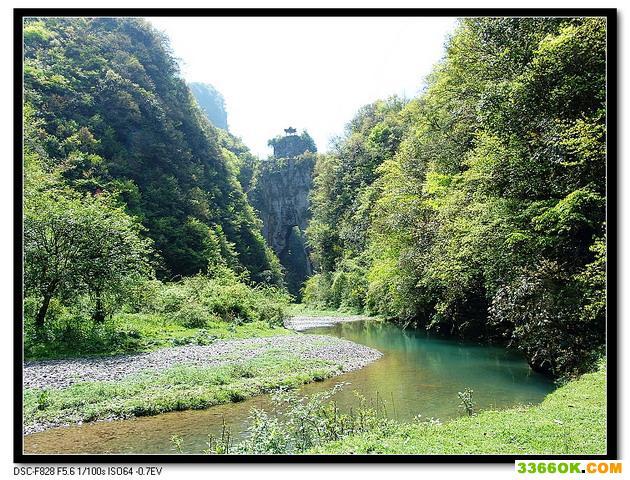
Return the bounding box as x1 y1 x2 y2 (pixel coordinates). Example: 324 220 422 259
24 332 381 391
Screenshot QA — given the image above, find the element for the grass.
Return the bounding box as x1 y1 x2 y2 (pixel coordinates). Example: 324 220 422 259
26 303 364 361
312 365 607 455
24 353 341 429
115 313 292 346
25 313 292 361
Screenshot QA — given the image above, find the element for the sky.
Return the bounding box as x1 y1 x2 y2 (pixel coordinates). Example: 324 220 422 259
147 16 458 157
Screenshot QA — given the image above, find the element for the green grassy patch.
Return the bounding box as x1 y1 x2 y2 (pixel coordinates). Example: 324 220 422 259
313 367 606 455
25 313 292 361
25 353 340 429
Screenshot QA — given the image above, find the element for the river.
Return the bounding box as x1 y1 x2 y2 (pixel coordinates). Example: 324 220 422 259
23 320 555 454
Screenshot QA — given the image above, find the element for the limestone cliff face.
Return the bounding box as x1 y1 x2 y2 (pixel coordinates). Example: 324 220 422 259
270 135 311 158
249 134 317 297
254 157 313 255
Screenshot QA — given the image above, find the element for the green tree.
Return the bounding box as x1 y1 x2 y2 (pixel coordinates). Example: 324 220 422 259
24 187 152 327
305 18 607 377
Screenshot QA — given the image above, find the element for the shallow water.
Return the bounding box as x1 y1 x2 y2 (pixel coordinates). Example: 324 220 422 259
23 320 555 454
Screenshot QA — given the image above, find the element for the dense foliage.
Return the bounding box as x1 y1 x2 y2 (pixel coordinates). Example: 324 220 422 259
305 18 607 377
128 268 290 329
24 18 281 281
22 18 289 354
304 97 405 309
24 266 290 360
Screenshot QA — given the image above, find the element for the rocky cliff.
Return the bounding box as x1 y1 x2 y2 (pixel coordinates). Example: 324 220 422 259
254 157 312 253
249 133 317 297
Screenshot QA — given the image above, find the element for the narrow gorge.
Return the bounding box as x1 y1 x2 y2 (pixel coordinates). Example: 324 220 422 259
21 15 608 457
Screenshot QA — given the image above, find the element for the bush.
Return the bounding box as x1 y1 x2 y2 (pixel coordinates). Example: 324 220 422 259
131 268 290 328
24 266 291 359
173 304 218 328
194 384 394 454
303 262 368 313
23 299 138 359
365 259 402 317
302 273 334 309
489 259 605 377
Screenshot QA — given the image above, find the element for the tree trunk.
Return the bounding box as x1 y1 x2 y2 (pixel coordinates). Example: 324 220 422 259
35 293 52 329
93 292 105 323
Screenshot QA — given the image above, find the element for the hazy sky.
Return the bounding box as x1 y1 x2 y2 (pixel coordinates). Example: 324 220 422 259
147 16 458 157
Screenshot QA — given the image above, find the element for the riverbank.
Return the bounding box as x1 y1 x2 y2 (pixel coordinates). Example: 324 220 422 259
285 315 370 331
25 313 294 361
312 364 606 455
24 333 382 434
284 304 375 331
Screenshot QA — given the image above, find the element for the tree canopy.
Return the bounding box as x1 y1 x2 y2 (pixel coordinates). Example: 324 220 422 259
24 17 281 283
304 17 607 377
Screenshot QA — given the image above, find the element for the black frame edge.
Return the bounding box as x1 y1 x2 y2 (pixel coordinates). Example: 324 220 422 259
13 7 619 465
14 7 25 465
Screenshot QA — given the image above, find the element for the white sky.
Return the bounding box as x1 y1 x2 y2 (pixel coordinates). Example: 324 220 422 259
146 16 458 157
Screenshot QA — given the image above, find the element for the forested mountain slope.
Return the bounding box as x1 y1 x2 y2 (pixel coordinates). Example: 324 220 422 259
189 82 229 130
24 17 281 282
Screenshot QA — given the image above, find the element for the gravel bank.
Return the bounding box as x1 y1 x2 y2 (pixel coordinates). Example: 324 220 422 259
285 315 370 331
24 334 382 391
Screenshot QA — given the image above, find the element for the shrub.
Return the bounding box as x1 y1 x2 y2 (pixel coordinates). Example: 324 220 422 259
134 269 290 328
24 265 291 359
331 267 367 312
23 299 138 359
118 268 291 328
458 388 475 416
303 263 368 313
236 384 392 454
173 303 217 328
489 259 605 377
302 273 334 309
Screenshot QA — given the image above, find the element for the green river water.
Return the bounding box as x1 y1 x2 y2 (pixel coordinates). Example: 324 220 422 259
24 320 555 454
